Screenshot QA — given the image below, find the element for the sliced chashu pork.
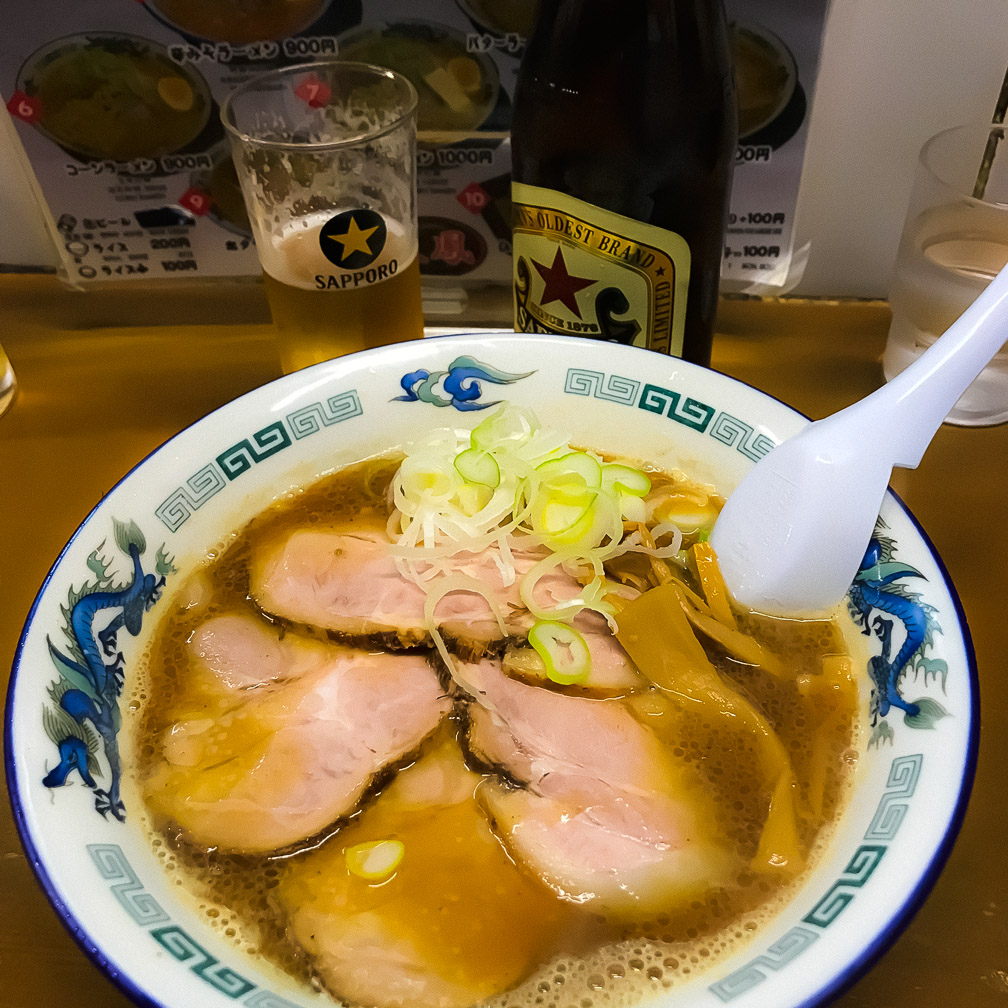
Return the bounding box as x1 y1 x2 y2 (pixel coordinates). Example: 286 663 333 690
143 612 450 852
502 607 648 696
457 659 733 915
276 739 579 1008
249 516 590 659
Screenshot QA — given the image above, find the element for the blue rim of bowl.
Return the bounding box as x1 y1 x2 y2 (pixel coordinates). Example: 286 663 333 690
3 335 981 1008
794 495 979 1008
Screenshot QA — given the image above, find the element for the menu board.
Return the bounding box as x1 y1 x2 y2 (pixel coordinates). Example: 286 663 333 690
722 0 829 294
0 0 825 296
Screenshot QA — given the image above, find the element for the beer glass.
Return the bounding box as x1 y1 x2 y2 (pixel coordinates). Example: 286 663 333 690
885 122 1008 426
222 61 424 374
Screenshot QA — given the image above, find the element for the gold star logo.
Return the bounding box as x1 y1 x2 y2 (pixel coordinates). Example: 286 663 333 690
326 216 380 262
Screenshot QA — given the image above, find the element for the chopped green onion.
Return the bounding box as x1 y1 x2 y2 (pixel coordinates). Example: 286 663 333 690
471 405 535 451
400 461 455 501
601 462 651 497
345 839 404 881
620 494 648 523
539 495 597 543
454 447 501 488
528 620 591 685
389 405 704 675
535 451 603 488
454 481 491 517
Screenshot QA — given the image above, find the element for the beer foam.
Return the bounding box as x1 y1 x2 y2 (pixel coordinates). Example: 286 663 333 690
259 210 417 291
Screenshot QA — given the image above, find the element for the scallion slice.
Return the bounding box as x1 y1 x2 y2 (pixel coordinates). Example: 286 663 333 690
535 450 603 488
528 620 592 685
345 839 404 881
454 447 501 488
601 462 651 497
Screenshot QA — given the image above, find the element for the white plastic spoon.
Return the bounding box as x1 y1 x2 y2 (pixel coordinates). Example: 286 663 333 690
710 261 1008 617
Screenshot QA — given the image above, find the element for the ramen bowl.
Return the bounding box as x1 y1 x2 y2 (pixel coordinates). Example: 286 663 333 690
5 334 976 1008
17 33 213 162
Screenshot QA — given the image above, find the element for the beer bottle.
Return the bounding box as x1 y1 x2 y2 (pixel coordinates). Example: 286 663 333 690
510 0 736 366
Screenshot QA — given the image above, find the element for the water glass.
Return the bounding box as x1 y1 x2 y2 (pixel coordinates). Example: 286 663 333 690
885 122 1008 426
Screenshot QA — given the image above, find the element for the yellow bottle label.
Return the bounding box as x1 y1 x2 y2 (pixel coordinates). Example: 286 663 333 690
511 181 691 356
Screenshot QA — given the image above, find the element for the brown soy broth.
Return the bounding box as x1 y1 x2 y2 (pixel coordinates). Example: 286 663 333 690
132 455 862 1006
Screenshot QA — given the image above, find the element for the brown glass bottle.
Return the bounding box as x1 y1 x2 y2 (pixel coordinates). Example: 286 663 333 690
510 0 736 366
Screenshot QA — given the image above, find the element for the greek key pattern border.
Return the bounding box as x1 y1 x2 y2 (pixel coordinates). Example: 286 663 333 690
87 844 302 1006
706 926 820 1001
154 391 362 533
707 753 924 1002
563 368 640 405
864 753 922 841
564 368 777 460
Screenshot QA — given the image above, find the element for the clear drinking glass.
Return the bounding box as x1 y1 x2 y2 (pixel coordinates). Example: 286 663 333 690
0 344 16 416
221 60 424 374
885 122 1008 426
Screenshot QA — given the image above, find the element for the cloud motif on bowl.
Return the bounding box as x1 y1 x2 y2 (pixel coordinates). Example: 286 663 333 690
394 354 535 411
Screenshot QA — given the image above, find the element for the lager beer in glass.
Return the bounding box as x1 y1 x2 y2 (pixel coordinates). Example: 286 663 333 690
222 61 424 373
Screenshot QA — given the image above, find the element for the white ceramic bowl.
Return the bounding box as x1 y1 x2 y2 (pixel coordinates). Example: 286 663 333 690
5 334 977 1008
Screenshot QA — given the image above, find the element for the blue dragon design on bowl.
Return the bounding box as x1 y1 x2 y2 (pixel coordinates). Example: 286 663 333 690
851 523 948 747
41 518 174 821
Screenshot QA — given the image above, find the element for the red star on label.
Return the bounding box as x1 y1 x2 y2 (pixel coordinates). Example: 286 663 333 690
532 246 596 318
